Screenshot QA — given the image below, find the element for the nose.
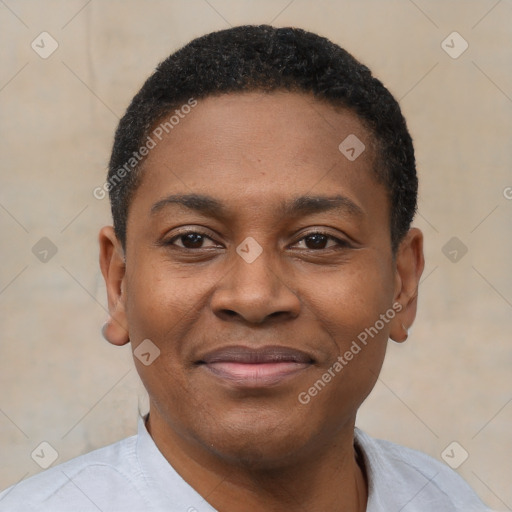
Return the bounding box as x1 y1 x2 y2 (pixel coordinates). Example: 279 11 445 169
210 245 301 325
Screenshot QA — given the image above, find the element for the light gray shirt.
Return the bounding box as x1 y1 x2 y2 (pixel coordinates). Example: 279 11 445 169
0 415 491 511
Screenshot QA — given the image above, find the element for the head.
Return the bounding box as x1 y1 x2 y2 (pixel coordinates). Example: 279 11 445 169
107 25 417 254
99 25 424 470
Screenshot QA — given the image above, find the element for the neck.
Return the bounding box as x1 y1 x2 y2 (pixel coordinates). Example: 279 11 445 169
145 410 368 512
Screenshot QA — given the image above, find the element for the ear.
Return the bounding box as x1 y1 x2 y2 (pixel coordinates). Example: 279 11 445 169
389 228 425 343
99 226 130 346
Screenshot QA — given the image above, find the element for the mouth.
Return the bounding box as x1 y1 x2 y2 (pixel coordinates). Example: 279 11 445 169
196 345 314 387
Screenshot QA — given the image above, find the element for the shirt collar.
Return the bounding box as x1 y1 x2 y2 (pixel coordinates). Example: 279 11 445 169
136 413 218 511
135 414 382 511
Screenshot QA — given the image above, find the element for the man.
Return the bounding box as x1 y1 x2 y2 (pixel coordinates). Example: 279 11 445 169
0 25 491 511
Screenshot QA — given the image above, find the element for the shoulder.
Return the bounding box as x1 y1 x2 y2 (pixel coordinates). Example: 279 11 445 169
0 434 153 512
355 428 492 512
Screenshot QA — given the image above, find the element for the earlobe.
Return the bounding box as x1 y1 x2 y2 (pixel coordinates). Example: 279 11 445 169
389 228 425 343
390 321 409 343
101 315 130 346
98 226 130 346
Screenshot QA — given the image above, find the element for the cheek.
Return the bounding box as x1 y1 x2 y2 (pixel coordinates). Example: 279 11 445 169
123 259 217 399
297 253 394 403
123 262 205 423
124 260 201 344
307 253 395 343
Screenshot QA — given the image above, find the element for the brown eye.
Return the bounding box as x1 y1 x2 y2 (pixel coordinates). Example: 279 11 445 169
304 234 329 249
179 233 205 248
167 230 219 249
293 232 346 250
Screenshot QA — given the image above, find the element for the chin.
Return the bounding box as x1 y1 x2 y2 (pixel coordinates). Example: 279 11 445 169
210 435 308 471
195 412 315 471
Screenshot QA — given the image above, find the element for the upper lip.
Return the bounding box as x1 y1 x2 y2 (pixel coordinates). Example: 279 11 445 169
198 345 314 365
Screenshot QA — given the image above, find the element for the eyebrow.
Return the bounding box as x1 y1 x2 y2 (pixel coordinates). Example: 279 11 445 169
150 193 364 219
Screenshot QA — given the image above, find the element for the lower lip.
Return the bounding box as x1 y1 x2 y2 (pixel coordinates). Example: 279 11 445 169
202 361 311 387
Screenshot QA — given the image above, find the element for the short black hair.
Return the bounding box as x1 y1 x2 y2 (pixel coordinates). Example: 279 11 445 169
108 25 417 253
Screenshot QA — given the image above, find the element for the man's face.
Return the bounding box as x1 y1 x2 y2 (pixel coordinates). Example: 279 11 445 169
108 92 411 468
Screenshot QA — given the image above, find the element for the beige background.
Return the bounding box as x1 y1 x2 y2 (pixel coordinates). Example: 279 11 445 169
0 0 511 509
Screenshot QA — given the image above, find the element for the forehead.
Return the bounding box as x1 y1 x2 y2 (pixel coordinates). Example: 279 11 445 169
130 91 385 225
154 91 372 162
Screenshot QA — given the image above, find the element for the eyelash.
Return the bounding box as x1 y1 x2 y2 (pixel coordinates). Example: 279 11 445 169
165 229 350 251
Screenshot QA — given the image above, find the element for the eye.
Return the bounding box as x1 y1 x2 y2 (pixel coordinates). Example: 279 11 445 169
164 229 349 251
167 230 220 249
292 232 349 250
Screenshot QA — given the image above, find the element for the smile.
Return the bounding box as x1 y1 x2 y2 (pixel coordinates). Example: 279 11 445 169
197 345 314 387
